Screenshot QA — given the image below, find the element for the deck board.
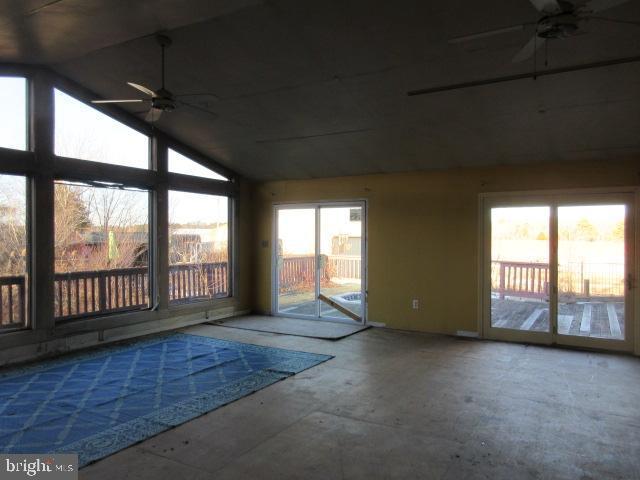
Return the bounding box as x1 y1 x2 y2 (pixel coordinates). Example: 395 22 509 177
606 302 622 338
580 304 592 334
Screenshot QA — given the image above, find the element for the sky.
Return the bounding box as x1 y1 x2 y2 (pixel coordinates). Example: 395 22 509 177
0 77 26 150
0 77 228 224
491 205 625 264
492 205 625 230
277 207 362 256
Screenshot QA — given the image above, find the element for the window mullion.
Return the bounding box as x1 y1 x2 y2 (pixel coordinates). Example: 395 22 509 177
154 137 170 311
31 71 56 331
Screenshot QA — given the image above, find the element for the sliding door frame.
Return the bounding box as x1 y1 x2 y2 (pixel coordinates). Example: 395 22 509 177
480 187 638 354
271 200 368 324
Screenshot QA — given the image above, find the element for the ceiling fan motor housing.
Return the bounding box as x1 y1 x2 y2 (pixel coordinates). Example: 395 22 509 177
152 88 176 111
537 13 580 39
152 97 176 111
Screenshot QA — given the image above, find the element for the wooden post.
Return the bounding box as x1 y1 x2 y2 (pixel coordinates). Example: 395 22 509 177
98 272 107 313
499 262 506 299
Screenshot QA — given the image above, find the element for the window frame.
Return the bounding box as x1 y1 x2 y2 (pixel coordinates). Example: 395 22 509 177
167 188 233 306
52 180 155 322
0 173 32 332
0 64 239 338
0 72 31 332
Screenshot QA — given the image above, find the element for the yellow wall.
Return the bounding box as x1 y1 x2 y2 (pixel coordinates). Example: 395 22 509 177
252 159 640 335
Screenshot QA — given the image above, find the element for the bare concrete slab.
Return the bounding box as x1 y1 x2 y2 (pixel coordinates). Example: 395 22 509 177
81 325 640 480
210 315 370 340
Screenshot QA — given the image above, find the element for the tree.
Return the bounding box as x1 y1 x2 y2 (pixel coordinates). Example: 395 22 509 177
0 178 27 276
611 220 624 241
54 183 92 271
54 183 147 272
575 218 598 242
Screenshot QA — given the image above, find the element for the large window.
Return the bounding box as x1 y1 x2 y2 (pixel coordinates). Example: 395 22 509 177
0 174 28 329
54 182 150 319
168 148 228 181
169 191 229 303
54 89 149 169
0 69 235 334
0 77 27 151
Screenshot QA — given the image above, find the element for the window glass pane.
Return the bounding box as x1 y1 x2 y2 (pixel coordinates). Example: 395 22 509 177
54 181 150 319
168 148 228 181
0 174 28 329
54 89 149 169
169 191 229 303
490 206 550 332
0 77 27 151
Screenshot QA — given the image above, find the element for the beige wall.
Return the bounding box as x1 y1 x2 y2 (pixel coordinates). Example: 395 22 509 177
252 159 639 336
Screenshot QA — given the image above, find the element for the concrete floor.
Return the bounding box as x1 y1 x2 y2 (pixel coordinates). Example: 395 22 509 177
81 321 640 479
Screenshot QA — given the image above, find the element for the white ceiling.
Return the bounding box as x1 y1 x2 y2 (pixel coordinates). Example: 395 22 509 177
2 0 639 180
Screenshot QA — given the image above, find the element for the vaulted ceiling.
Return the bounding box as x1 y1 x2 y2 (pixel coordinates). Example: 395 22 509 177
2 0 639 180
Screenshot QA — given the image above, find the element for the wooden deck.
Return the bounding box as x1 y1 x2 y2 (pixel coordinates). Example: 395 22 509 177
491 298 625 340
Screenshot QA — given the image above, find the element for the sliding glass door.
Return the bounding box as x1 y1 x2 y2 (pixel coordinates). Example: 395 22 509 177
274 203 366 323
484 193 634 351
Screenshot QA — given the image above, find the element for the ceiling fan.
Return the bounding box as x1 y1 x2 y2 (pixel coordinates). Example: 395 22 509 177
91 34 219 122
449 0 638 63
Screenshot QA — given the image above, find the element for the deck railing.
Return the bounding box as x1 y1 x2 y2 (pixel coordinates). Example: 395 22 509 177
278 255 362 293
278 256 316 291
0 262 229 326
0 276 26 329
54 267 149 319
492 260 624 300
492 261 549 300
327 255 361 281
168 262 228 305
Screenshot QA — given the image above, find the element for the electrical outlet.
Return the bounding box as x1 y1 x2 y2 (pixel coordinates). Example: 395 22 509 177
412 299 419 310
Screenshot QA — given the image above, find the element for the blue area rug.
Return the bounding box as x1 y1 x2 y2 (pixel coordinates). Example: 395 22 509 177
0 333 332 467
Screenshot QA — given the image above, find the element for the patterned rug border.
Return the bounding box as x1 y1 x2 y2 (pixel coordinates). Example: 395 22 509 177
62 369 289 467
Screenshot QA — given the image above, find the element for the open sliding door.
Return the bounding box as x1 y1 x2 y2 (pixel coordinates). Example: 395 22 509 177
274 202 366 324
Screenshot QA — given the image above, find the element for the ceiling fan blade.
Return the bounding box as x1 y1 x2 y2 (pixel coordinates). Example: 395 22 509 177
512 35 546 62
127 82 156 97
586 15 640 26
528 0 562 14
581 0 630 13
177 100 218 118
449 24 527 44
175 93 220 101
145 108 162 122
91 99 146 104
